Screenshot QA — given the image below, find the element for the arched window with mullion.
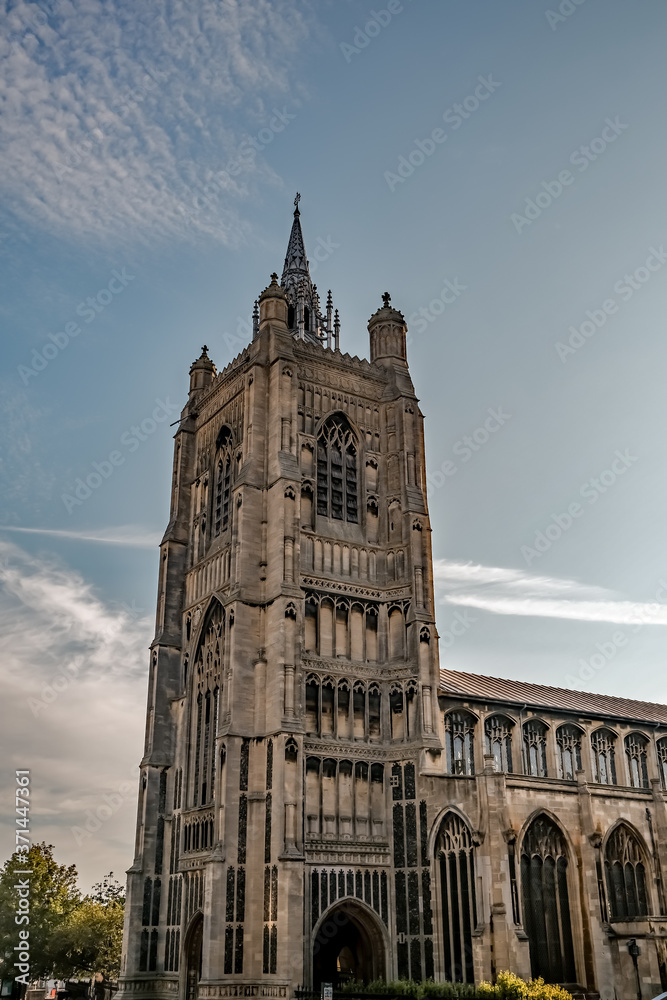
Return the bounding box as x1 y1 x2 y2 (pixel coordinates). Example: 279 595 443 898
316 414 358 522
484 714 514 773
624 732 649 788
523 719 548 777
521 814 576 984
556 724 583 780
604 823 649 919
591 728 617 785
444 711 476 776
436 813 477 984
658 736 667 790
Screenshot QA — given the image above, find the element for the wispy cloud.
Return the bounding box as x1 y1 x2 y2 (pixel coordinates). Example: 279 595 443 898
434 559 667 625
0 538 151 886
0 0 315 246
0 523 161 547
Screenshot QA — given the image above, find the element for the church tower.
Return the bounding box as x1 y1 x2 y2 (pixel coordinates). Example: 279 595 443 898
116 197 442 1000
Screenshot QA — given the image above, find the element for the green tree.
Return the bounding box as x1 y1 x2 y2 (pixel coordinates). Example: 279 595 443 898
0 843 80 981
0 848 126 986
50 895 124 982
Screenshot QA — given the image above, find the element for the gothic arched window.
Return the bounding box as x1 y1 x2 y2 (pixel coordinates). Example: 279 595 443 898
484 714 514 773
624 732 649 789
556 724 582 780
523 719 548 777
191 602 224 807
521 815 576 984
604 824 649 919
214 426 233 536
436 813 477 983
316 414 358 522
591 728 617 785
658 737 667 790
444 711 476 776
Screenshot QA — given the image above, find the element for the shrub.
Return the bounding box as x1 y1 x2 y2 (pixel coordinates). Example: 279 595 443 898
337 973 573 1000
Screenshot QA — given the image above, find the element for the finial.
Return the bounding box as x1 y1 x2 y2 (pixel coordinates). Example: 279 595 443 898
294 192 301 214
382 292 391 308
270 272 279 284
327 289 333 308
252 299 259 338
201 344 209 356
334 308 340 351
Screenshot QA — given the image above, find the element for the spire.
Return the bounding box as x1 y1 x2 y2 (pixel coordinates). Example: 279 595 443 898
281 192 311 296
276 194 338 346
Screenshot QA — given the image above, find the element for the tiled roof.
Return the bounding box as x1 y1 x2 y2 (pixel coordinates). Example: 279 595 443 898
439 668 667 727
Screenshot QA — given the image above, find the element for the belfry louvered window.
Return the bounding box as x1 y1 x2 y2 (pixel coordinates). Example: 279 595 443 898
521 815 576 984
591 728 617 785
436 813 477 983
316 414 358 522
604 823 649 919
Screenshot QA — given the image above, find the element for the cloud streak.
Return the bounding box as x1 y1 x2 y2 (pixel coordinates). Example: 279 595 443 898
0 523 161 547
434 559 667 626
0 538 151 887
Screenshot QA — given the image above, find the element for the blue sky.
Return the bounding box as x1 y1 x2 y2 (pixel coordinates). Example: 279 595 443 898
2 0 667 888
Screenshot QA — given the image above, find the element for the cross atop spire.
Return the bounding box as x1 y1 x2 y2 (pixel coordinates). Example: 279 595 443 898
294 191 301 213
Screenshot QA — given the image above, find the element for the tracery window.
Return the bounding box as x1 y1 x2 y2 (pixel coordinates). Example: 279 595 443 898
658 737 667 791
191 602 224 807
484 714 514 773
436 813 477 983
214 426 233 535
556 724 582 780
444 711 476 776
604 824 649 919
591 728 617 785
521 815 576 984
523 719 548 777
316 414 358 522
624 733 649 789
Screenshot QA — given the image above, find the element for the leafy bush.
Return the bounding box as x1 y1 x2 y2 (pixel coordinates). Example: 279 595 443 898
337 973 573 1000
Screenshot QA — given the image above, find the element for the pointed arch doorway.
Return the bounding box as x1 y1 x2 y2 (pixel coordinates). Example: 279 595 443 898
185 913 203 1000
312 900 386 988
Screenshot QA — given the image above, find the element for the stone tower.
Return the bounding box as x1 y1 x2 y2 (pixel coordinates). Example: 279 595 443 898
116 198 441 1000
